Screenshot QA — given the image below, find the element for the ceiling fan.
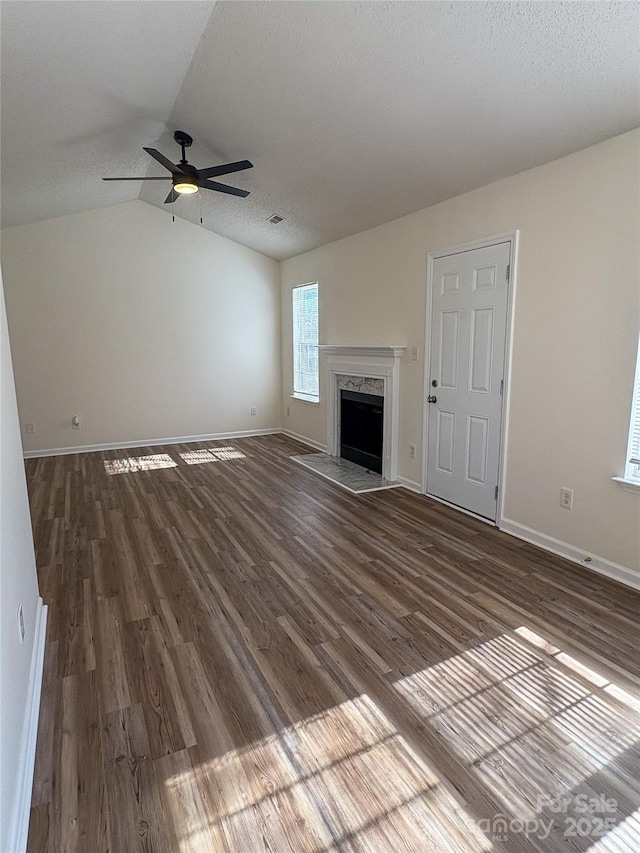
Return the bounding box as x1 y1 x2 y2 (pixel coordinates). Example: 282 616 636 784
103 130 253 204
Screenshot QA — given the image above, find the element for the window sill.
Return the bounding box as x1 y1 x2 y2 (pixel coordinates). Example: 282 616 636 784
612 476 640 495
290 393 320 405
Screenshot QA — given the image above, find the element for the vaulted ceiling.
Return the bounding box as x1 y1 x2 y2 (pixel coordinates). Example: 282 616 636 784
2 1 638 260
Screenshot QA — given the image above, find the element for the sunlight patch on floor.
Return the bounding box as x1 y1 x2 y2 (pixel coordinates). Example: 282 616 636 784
103 453 177 474
394 627 639 828
163 693 492 852
603 683 640 713
180 447 247 465
585 807 640 852
513 627 640 712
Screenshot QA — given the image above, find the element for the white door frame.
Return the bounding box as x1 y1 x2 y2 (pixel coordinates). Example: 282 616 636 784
421 230 519 528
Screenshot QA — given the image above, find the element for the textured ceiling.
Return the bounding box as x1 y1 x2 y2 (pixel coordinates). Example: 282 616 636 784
2 1 639 260
0 1 214 227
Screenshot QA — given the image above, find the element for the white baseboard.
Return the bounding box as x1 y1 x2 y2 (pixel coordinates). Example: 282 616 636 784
500 518 640 592
8 597 48 853
22 428 282 459
396 475 422 494
280 429 326 452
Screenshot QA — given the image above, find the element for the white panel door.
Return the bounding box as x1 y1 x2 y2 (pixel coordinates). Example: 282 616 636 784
426 242 510 520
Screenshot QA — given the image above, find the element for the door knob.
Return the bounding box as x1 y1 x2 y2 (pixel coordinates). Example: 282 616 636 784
427 395 437 404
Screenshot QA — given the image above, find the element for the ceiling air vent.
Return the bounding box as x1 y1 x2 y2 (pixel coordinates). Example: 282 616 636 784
267 213 285 224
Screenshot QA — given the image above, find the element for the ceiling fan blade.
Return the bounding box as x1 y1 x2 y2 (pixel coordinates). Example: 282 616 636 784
200 179 250 198
102 177 172 181
164 188 179 204
143 147 182 175
197 160 253 180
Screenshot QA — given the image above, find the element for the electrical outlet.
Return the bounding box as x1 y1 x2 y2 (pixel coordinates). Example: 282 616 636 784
250 406 257 416
560 487 573 510
409 444 416 459
17 605 25 643
286 406 291 416
25 422 35 434
72 416 81 429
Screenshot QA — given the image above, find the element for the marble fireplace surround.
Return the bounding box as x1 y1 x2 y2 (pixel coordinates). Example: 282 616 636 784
318 346 405 482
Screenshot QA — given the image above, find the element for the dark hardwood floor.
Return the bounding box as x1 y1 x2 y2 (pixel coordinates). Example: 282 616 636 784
24 434 640 852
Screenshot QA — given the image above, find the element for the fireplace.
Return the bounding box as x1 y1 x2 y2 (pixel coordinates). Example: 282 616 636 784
340 390 384 473
318 346 405 482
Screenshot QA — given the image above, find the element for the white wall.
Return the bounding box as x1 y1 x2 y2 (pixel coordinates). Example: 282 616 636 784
0 269 42 850
1 200 281 453
281 130 640 576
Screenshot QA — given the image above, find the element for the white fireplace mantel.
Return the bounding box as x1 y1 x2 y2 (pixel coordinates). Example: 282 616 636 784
318 345 406 359
319 345 405 482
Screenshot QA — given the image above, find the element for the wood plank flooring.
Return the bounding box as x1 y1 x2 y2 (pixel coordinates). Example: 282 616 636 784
25 434 640 852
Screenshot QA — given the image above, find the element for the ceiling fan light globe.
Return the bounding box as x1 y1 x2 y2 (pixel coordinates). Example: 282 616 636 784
174 180 198 194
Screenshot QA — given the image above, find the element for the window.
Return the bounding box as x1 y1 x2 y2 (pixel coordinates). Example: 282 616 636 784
292 282 319 401
615 333 640 492
624 336 640 479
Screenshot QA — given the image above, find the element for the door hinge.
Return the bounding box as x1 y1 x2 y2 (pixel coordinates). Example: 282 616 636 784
495 485 499 500
500 379 504 396
506 264 510 283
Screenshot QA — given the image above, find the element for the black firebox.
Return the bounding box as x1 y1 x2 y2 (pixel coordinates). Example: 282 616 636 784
340 390 383 474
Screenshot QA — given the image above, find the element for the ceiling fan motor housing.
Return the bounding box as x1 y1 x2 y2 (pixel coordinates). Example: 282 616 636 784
173 158 199 194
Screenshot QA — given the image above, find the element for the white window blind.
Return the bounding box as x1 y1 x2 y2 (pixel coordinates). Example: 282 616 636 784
292 282 319 399
626 334 640 473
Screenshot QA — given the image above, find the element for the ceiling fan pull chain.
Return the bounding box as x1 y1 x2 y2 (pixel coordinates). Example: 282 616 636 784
199 190 203 225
